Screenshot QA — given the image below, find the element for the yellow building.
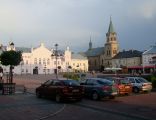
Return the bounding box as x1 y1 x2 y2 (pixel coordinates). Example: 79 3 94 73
71 53 88 72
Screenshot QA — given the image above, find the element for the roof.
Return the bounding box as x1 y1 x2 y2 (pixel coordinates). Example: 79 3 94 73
143 45 156 55
71 53 87 60
84 47 104 57
16 47 31 52
113 50 142 59
107 18 115 34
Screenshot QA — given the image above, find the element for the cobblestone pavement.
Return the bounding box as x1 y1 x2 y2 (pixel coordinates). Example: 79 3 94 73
0 74 155 120
0 93 141 120
0 94 65 120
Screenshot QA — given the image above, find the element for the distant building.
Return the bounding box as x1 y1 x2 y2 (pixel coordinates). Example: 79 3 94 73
142 45 156 73
71 53 88 72
112 50 142 73
0 42 88 74
83 18 119 71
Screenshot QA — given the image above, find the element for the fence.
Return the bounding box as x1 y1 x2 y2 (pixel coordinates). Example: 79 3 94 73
2 83 16 95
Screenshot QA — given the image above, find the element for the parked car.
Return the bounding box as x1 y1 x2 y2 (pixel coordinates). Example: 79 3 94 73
80 78 118 100
105 77 132 95
36 79 84 102
126 77 152 93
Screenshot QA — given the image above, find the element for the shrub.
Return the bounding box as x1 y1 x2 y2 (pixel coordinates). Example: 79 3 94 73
151 75 156 88
63 72 80 80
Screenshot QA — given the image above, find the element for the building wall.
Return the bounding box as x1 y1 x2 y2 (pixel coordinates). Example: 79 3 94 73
1 43 88 74
112 57 142 68
142 54 156 66
88 56 100 71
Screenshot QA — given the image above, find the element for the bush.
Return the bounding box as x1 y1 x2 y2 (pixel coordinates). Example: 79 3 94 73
151 75 156 88
63 72 80 80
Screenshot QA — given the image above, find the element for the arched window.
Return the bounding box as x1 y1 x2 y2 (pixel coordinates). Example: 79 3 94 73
102 59 103 64
95 60 97 66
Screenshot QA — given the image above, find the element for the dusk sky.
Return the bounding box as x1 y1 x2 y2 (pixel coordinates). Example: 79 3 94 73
0 0 156 52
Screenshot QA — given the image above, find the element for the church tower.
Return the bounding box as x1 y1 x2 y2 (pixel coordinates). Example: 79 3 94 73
89 36 92 50
104 17 119 67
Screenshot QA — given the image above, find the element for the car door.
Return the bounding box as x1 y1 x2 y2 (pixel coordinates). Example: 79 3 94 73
42 80 53 97
84 79 95 96
46 80 62 97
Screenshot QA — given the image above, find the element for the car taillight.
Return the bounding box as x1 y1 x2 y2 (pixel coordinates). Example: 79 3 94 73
62 87 68 93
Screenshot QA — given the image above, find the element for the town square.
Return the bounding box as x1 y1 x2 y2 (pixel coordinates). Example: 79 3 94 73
0 0 156 120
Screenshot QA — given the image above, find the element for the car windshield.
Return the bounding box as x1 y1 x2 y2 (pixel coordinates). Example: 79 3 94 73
97 79 113 85
120 79 130 84
63 80 80 86
137 78 148 83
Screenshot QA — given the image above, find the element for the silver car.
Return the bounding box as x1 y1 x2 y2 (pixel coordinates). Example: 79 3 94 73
126 77 152 93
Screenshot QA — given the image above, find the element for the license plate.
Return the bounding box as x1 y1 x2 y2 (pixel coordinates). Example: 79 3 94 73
72 89 79 92
125 86 130 89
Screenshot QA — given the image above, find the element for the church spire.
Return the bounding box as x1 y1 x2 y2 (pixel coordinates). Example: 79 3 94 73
89 36 92 50
107 16 115 34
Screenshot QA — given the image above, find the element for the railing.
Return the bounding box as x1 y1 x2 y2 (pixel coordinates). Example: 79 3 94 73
2 83 16 95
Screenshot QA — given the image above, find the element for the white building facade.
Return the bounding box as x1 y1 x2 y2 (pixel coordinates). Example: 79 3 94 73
1 42 88 74
142 45 156 73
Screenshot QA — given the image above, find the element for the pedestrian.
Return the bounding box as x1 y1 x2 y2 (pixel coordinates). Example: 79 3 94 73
0 71 3 82
0 67 3 82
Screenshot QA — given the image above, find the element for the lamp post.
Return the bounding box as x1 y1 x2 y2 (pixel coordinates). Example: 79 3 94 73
52 44 58 80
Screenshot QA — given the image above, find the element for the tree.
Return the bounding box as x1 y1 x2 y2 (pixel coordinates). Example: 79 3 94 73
0 50 22 83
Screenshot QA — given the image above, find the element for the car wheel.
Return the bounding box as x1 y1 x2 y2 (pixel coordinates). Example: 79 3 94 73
92 92 99 100
133 87 139 93
36 91 42 98
55 94 61 102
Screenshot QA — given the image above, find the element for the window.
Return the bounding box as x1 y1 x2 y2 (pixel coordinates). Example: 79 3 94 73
53 81 62 86
47 59 50 65
34 58 37 64
102 59 103 64
43 58 46 64
89 61 91 65
129 78 135 83
113 50 117 54
86 79 94 85
39 58 41 64
26 60 28 64
44 80 53 86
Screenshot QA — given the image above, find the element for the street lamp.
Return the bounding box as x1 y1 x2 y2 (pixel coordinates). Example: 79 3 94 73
52 44 58 80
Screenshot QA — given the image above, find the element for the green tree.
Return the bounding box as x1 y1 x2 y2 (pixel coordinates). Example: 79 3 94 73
0 50 22 83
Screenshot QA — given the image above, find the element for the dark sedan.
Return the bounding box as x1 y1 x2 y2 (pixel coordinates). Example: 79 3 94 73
80 78 118 100
36 79 84 102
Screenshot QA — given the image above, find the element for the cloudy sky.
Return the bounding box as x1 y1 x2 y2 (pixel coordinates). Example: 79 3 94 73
0 0 156 52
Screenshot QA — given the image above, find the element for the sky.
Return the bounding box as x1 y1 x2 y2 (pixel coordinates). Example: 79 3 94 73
0 0 156 52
